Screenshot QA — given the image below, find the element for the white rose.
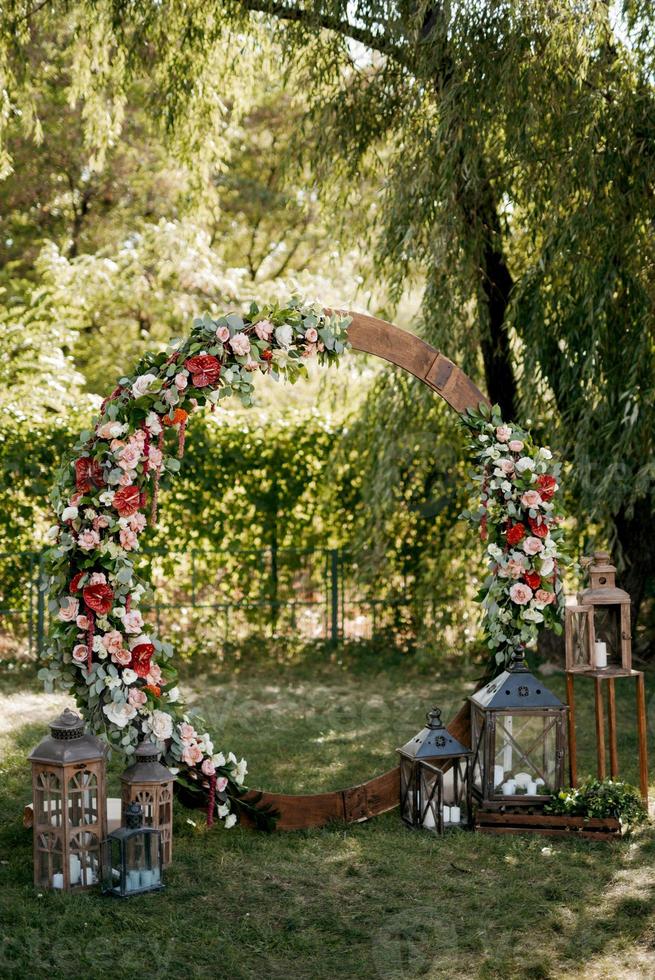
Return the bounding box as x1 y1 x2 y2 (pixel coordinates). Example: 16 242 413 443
274 324 293 348
103 702 137 728
167 686 180 703
516 457 536 473
61 506 78 521
487 544 503 561
538 557 555 576
46 525 59 541
150 709 174 741
121 668 138 685
522 607 544 623
538 448 553 460
224 813 237 829
131 373 157 399
145 411 163 435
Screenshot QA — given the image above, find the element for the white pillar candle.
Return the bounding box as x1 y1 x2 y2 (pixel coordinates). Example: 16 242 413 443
152 867 161 884
502 779 516 796
442 805 451 824
493 765 505 789
52 872 64 889
526 780 538 796
126 870 140 891
69 855 81 885
593 641 607 668
140 869 153 888
502 717 513 770
82 867 97 886
449 805 461 824
422 807 436 830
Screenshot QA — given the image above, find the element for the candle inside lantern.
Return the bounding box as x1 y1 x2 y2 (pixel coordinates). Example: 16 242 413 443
493 764 504 789
126 869 140 891
422 806 436 830
593 641 607 668
69 854 81 885
502 779 516 795
140 869 153 887
52 872 64 889
526 780 538 796
442 805 451 824
450 805 461 824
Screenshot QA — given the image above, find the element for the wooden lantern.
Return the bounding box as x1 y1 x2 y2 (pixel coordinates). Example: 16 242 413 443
565 551 631 674
397 707 472 833
28 708 107 891
469 651 568 810
121 740 174 866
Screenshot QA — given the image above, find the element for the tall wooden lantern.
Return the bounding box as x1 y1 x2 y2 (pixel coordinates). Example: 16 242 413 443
469 651 568 810
397 707 472 833
565 551 631 673
28 708 107 890
121 740 174 866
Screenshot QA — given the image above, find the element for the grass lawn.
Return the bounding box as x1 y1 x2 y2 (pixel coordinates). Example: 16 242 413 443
1 651 655 980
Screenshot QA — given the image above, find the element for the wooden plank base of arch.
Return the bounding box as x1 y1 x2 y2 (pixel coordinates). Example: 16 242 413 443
237 312 487 830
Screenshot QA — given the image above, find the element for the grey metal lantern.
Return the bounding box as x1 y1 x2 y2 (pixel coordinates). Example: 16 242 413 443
28 708 107 891
121 740 174 866
102 802 164 897
565 551 632 674
397 707 472 833
469 651 568 809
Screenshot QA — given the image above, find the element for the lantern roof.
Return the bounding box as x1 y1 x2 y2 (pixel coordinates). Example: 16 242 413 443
397 707 471 760
28 708 107 765
578 551 629 606
120 740 173 785
469 652 564 710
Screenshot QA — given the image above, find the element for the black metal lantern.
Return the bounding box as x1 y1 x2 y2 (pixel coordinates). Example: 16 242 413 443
102 802 164 897
469 651 568 809
397 707 472 833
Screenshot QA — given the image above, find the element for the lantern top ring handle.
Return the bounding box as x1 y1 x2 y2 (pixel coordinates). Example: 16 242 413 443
426 707 444 729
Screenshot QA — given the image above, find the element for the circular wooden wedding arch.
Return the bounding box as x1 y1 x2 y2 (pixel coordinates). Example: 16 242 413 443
239 310 489 829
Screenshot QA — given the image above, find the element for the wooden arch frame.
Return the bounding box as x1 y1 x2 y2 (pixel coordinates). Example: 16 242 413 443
240 311 489 829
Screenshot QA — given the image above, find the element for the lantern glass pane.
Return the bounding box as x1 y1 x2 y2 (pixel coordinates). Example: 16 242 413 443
494 713 558 795
399 757 415 824
471 708 485 792
70 830 100 886
67 769 98 826
418 763 440 831
36 771 62 827
593 606 622 667
123 832 161 892
569 609 591 668
37 831 63 888
103 838 124 894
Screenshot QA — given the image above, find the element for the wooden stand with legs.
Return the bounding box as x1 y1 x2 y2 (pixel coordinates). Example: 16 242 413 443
566 668 649 805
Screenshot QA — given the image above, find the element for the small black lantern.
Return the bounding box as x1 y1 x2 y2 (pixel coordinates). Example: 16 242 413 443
102 802 164 897
469 651 568 809
397 707 472 833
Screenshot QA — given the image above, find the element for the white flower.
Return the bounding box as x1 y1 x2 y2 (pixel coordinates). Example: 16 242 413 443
145 411 163 435
538 557 555 576
150 709 174 741
487 544 503 561
199 734 213 755
129 633 152 650
212 752 226 768
99 490 116 506
522 607 545 623
516 456 536 473
217 803 229 818
131 373 157 399
61 506 78 522
122 668 138 685
230 332 251 356
274 324 293 348
46 525 59 541
224 813 237 829
104 674 122 689
235 758 248 785
103 702 137 727
167 686 180 703
228 751 237 764
538 448 553 460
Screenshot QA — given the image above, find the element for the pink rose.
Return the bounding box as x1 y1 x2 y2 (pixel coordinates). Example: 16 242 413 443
110 438 125 453
89 572 107 585
118 445 141 470
496 425 512 442
301 344 316 359
112 647 132 666
129 512 147 533
255 319 274 340
521 490 542 509
118 471 134 487
133 430 147 445
58 597 79 622
119 527 139 551
78 529 101 551
509 582 533 604
216 325 231 343
149 447 163 470
93 515 110 531
72 643 88 663
498 459 515 475
123 610 144 634
179 722 197 742
216 776 228 792
102 630 124 655
509 440 524 452
305 327 319 343
535 589 556 605
182 743 204 766
128 687 147 707
507 558 527 579
230 333 251 356
146 663 162 686
175 372 189 390
76 614 90 630
97 421 125 439
201 758 216 776
523 536 545 555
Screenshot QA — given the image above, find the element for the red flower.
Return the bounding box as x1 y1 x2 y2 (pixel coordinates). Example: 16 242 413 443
82 582 114 615
185 354 221 388
131 642 155 677
144 684 161 697
70 571 85 593
536 474 558 501
113 485 141 517
506 522 526 546
261 349 273 362
524 571 541 590
528 516 549 539
163 408 188 427
75 457 105 493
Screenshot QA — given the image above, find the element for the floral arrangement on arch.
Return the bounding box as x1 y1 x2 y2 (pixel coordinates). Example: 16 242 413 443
40 299 351 827
461 403 570 666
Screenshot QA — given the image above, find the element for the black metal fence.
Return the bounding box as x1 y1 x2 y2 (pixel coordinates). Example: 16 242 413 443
0 547 429 659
